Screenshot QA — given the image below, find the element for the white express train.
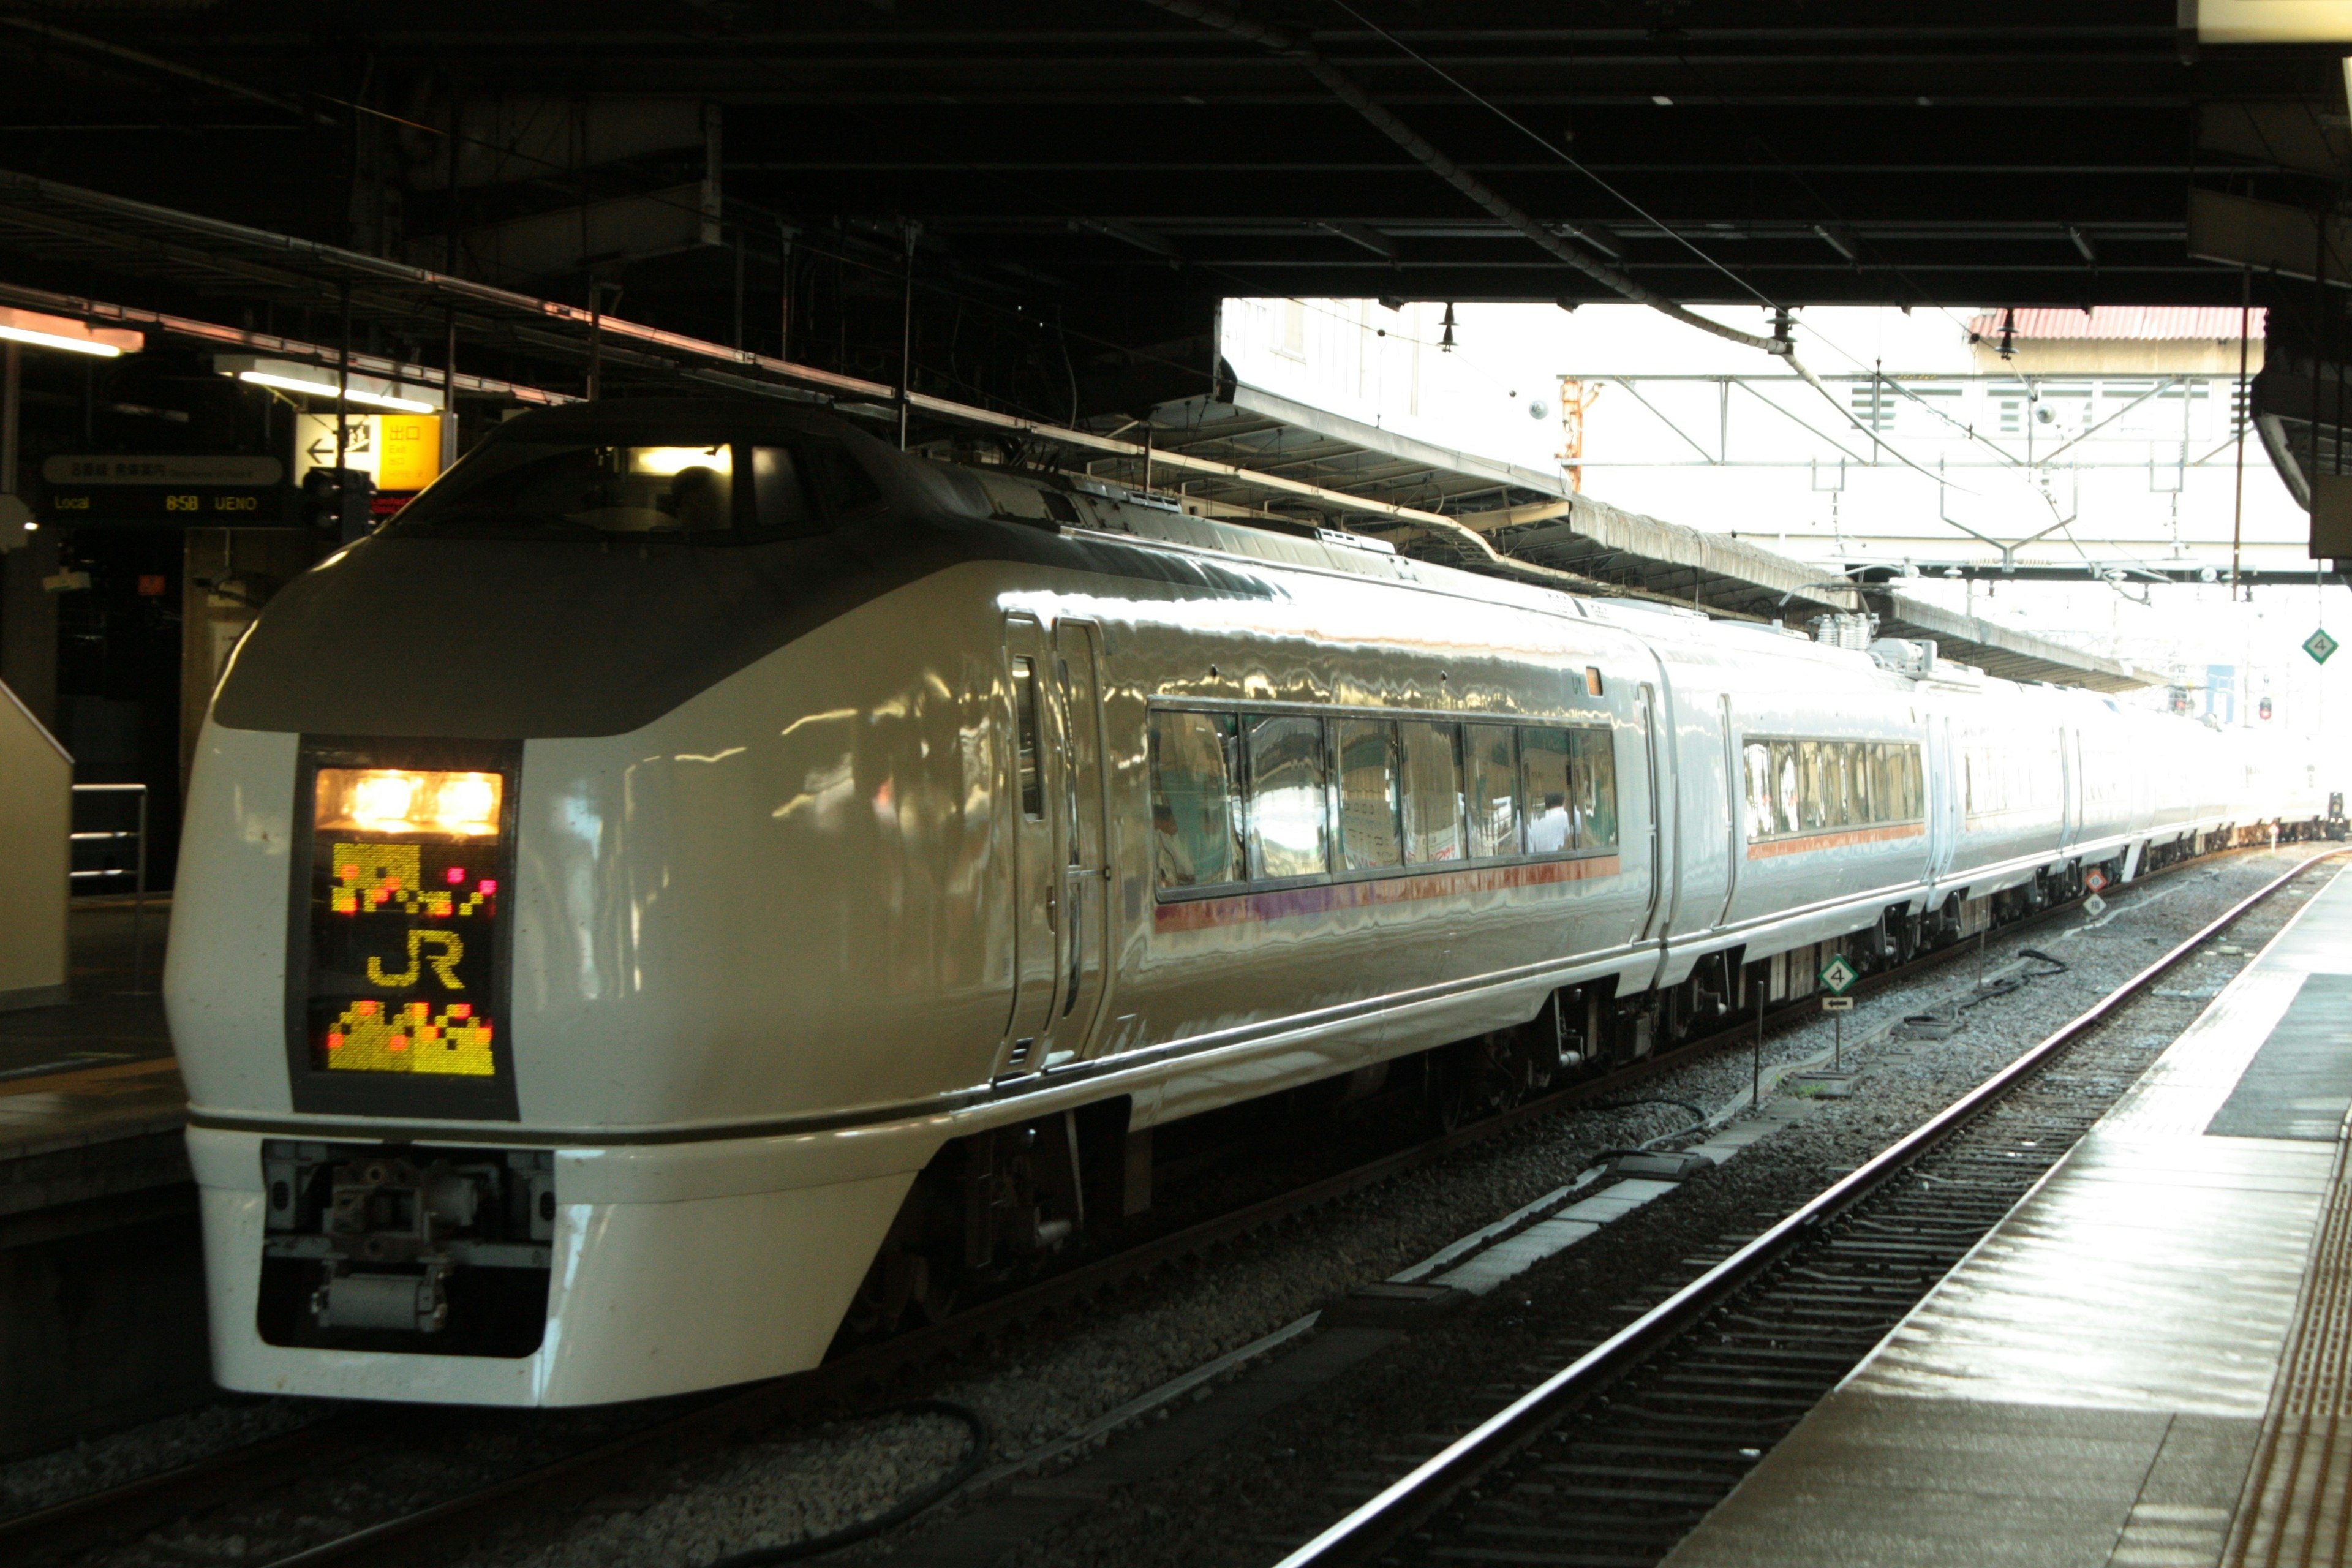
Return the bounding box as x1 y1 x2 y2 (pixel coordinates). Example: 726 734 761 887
167 398 2334 1406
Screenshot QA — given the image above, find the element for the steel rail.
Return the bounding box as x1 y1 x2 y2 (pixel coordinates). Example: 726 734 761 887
0 844 2285 1566
1270 846 2346 1568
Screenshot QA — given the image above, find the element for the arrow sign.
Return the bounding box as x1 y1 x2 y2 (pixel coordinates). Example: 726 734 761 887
1818 952 1860 997
293 413 378 481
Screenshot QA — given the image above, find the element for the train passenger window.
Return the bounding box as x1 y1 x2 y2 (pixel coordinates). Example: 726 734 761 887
1905 745 1924 817
1337 720 1404 871
749 447 824 538
801 443 886 516
1798 742 1829 831
1853 743 1880 824
1246 715 1331 880
1012 658 1044 819
1772 742 1800 836
1571 728 1619 849
1743 742 1774 839
391 440 870 541
1464 725 1521 859
1149 710 1241 889
1399 721 1464 864
1520 729 1574 853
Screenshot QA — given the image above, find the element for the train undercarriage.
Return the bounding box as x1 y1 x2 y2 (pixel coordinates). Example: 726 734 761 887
845 821 2330 1342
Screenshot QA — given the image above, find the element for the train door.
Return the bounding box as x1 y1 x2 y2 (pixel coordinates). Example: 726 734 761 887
1054 619 1116 1059
2065 726 2084 849
2057 726 2076 848
1637 682 1670 942
999 616 1064 1072
1925 714 1958 883
1714 693 1741 929
1928 719 1966 884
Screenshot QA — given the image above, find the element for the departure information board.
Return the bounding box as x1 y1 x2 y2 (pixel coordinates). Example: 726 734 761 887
42 453 293 527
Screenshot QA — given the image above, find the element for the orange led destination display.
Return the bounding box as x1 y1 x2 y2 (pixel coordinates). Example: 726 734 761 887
308 769 505 1078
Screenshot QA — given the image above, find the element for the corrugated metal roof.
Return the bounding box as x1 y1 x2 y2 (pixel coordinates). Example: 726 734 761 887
1964 306 2264 342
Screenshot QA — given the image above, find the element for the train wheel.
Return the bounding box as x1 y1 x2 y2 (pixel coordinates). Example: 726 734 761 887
843 1242 958 1338
1428 1035 1520 1133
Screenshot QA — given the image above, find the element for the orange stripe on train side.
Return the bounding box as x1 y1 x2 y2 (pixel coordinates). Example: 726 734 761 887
1746 821 1927 859
1154 854 1624 932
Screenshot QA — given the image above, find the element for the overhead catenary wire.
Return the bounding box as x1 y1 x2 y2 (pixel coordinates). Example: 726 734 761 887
1144 0 1991 505
1321 0 1780 315
1139 0 1785 358
1321 2 2134 517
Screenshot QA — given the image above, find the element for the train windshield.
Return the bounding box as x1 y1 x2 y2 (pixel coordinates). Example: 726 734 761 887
386 439 876 541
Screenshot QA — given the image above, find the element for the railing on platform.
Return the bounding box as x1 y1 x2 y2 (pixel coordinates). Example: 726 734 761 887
69 782 148 993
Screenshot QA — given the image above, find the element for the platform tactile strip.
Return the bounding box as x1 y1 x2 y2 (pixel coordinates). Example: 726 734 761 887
2223 1133 2352 1567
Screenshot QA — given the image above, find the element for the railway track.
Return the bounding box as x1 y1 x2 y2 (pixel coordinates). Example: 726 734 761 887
0 845 2300 1568
1272 849 2345 1568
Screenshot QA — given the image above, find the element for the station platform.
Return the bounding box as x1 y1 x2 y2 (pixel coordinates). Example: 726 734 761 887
0 894 173 1077
0 893 187 1238
0 893 186 1241
1665 863 2352 1568
0 1055 189 1238
0 897 204 1456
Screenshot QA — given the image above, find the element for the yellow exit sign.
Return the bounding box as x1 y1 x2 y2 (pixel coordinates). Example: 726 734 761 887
295 413 443 492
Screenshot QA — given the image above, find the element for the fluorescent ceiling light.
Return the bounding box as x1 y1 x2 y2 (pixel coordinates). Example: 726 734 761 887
215 355 443 412
2197 1 2352 43
236 369 438 413
0 306 141 358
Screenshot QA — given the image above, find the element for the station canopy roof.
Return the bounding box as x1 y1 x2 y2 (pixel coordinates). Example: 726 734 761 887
1125 381 2162 691
0 5 2336 314
0 9 2207 690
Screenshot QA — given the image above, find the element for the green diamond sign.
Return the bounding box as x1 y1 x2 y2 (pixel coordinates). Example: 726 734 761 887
1819 953 1860 997
2307 628 2340 666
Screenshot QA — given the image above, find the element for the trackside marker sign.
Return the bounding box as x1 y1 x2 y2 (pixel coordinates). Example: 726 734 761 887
1818 954 1859 997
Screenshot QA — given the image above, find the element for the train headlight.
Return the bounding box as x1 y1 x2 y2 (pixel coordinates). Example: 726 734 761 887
429 774 501 837
347 772 416 830
317 769 504 840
